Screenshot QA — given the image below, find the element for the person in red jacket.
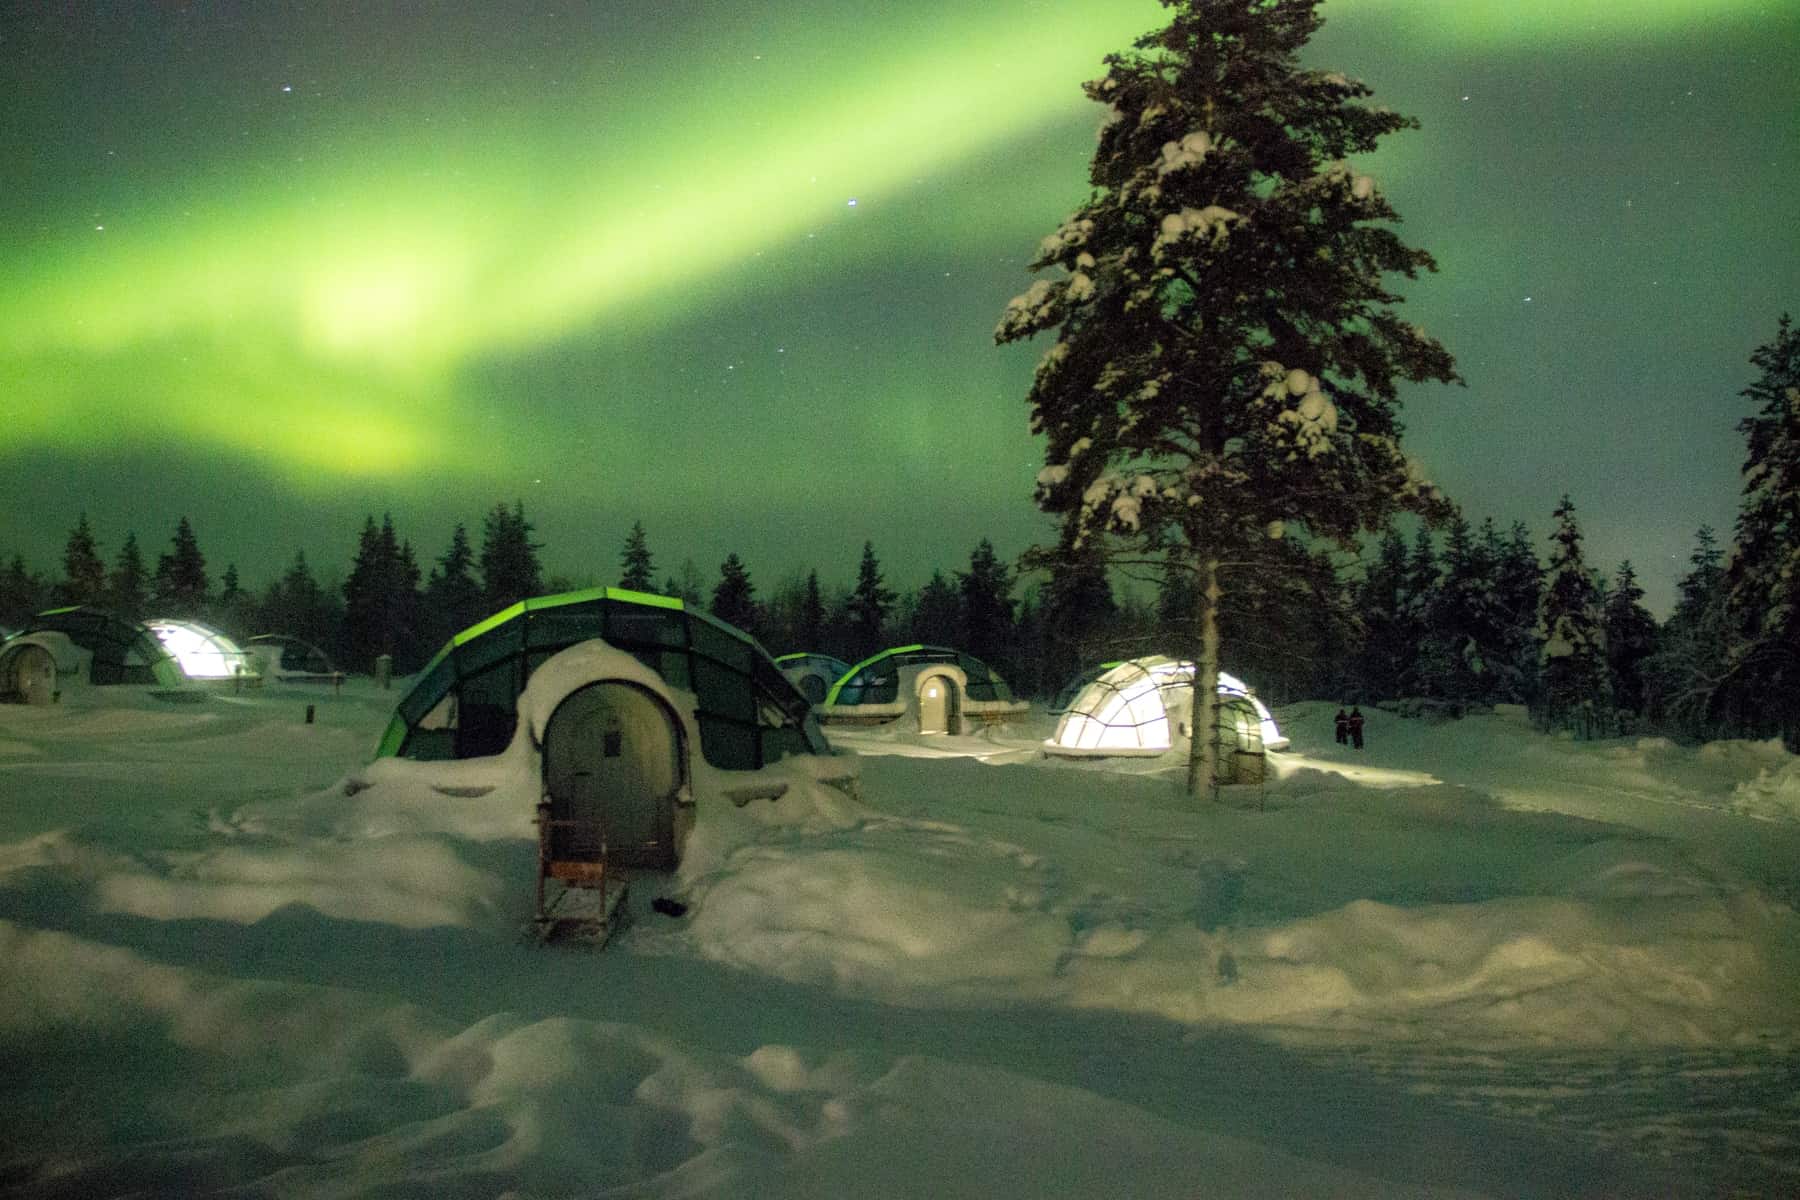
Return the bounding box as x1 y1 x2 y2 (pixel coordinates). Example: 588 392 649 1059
1348 706 1365 750
1333 708 1349 745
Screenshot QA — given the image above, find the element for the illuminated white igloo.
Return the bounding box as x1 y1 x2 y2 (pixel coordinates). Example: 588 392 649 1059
1045 656 1286 758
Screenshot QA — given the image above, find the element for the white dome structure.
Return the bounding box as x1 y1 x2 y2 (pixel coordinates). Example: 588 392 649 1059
1046 656 1287 758
145 618 260 684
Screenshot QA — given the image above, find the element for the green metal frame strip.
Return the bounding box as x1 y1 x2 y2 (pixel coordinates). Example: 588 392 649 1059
380 585 777 759
375 713 407 757
823 643 929 705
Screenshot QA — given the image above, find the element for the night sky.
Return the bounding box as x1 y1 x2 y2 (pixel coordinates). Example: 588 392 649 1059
3 0 1796 616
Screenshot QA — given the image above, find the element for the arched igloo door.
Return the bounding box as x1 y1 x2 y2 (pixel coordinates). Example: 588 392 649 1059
3 644 57 705
543 681 682 871
918 672 956 735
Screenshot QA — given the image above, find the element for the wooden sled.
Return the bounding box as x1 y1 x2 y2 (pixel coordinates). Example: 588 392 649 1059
534 801 631 947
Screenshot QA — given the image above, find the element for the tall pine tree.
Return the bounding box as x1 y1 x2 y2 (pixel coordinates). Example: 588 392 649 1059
618 521 657 592
260 550 339 651
958 539 1015 668
1537 496 1610 736
153 517 209 615
1719 314 1800 748
800 570 826 650
342 515 422 672
711 553 759 635
0 555 45 627
1418 513 1508 709
423 523 485 650
216 563 256 634
60 513 106 606
1603 561 1658 721
1493 520 1544 705
1646 527 1730 734
1041 540 1118 693
109 531 147 620
479 500 543 611
996 0 1456 795
846 543 896 659
911 570 961 644
1354 526 1412 700
662 559 706 607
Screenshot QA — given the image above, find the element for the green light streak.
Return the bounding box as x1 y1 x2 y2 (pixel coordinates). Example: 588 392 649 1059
4 0 1759 486
1332 0 1770 45
1 1 1161 481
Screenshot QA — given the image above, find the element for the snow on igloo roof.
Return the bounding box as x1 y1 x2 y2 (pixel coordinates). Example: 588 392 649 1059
377 586 824 770
1049 656 1285 754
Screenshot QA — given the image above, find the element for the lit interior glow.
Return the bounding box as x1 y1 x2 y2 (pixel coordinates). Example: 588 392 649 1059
1049 658 1285 756
146 619 258 681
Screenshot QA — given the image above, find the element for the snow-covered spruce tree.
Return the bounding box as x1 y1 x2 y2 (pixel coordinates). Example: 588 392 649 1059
1719 314 1800 749
1603 561 1658 721
1352 525 1411 700
1418 513 1500 709
997 0 1456 796
1493 520 1544 704
1234 535 1353 700
1537 496 1611 737
1645 526 1728 734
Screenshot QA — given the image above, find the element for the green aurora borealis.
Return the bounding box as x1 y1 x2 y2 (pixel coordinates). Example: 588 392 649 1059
3 0 1796 614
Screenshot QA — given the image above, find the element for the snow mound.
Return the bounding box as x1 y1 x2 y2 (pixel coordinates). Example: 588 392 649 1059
675 825 1069 1005
1732 755 1800 822
1068 890 1800 1045
0 920 1445 1199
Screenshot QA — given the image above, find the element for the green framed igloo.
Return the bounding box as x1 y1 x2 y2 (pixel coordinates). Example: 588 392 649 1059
0 606 184 702
815 644 1028 733
774 652 852 705
375 586 827 769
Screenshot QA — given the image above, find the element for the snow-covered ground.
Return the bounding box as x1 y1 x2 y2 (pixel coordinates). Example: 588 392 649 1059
2 682 1797 1197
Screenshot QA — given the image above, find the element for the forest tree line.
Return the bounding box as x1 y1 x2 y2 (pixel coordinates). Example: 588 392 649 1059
1 460 1793 754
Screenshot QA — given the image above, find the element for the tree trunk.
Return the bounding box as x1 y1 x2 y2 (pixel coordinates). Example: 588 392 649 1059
1186 555 1222 803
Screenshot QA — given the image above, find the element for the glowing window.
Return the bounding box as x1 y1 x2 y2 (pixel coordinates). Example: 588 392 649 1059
146 619 256 680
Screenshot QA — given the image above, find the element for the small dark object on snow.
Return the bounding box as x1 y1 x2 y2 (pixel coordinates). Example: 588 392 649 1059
651 897 689 918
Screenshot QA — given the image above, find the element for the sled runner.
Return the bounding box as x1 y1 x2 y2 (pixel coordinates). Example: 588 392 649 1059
533 791 633 946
